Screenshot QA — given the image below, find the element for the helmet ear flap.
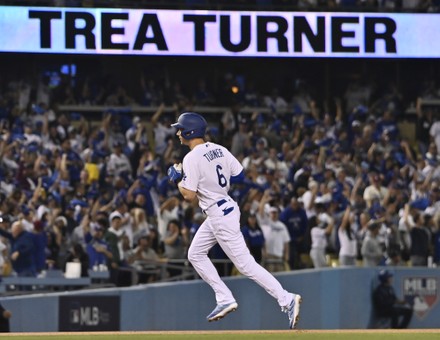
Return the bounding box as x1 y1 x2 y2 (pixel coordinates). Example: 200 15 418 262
182 129 194 138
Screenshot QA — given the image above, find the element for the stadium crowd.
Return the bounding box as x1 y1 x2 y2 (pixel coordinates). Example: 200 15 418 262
0 62 439 290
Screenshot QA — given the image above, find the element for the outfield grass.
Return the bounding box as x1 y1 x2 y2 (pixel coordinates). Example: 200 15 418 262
2 330 440 340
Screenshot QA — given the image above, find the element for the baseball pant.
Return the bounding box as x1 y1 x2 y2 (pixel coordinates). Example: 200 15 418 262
188 198 292 307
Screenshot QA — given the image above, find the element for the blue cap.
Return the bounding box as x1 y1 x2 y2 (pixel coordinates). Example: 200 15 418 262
410 198 430 211
27 142 39 153
70 199 89 208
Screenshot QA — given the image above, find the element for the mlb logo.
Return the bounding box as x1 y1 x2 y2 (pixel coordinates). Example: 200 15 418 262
70 309 80 324
403 277 438 319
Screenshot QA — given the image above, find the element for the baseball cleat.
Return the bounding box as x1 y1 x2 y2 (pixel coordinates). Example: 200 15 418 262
283 294 302 329
206 302 238 322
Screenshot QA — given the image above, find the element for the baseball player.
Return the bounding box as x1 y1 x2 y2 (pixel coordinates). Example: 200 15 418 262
167 112 302 329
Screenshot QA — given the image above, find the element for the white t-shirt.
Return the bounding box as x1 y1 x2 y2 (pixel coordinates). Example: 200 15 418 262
301 190 316 218
154 123 175 154
121 212 134 247
311 227 328 249
338 227 357 257
363 185 388 205
180 142 243 211
430 121 440 152
0 240 7 268
157 205 179 241
398 215 415 250
107 153 132 177
261 221 290 258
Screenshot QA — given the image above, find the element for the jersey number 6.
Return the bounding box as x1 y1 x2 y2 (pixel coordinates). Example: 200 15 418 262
216 165 227 188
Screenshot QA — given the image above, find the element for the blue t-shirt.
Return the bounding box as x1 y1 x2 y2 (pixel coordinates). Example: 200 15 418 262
86 239 110 268
241 225 265 248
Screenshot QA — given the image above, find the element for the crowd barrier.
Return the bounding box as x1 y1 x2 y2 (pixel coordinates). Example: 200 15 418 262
1 267 439 332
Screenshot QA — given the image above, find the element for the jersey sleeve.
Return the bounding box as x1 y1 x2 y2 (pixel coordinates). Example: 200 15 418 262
228 148 244 177
180 153 199 192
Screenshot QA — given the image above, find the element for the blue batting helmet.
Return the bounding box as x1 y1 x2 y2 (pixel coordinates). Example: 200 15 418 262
171 112 207 139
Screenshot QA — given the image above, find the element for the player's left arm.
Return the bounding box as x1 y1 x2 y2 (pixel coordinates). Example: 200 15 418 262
230 169 245 184
229 150 245 184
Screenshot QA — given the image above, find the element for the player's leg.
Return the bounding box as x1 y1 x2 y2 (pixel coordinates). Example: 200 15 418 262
211 204 296 306
213 208 301 328
187 218 236 306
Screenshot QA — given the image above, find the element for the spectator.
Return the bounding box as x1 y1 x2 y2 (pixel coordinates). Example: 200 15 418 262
300 180 319 219
151 103 175 156
398 203 418 262
46 216 69 269
105 210 134 286
70 214 92 250
113 200 134 248
0 236 8 276
409 212 432 266
163 219 189 277
157 196 180 243
0 221 36 277
32 220 47 275
372 269 413 329
125 236 161 283
131 207 152 246
263 88 288 112
0 303 11 333
309 212 334 269
63 243 90 278
0 216 11 275
361 221 384 267
163 219 188 260
338 206 358 266
433 222 440 267
363 173 388 209
241 213 266 265
106 140 132 178
220 103 239 149
230 117 252 159
86 223 113 271
257 191 290 272
105 211 126 269
279 197 309 270
126 177 157 224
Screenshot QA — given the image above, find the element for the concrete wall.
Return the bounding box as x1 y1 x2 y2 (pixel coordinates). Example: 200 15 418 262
2 267 439 332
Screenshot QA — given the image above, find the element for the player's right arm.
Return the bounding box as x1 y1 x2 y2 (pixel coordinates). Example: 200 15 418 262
178 153 199 202
178 182 197 202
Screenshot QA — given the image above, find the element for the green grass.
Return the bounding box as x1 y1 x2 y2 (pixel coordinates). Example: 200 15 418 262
2 331 439 340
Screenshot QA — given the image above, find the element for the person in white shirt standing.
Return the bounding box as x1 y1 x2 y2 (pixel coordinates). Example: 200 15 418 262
338 206 358 266
167 112 301 329
257 190 290 272
309 199 334 268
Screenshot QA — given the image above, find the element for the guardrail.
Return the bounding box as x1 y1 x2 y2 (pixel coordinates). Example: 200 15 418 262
57 104 295 115
0 276 91 293
58 99 440 118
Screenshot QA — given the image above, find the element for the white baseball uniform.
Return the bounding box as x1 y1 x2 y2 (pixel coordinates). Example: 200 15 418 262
181 141 292 307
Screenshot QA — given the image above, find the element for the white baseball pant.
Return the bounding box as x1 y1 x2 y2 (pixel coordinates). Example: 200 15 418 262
187 198 292 307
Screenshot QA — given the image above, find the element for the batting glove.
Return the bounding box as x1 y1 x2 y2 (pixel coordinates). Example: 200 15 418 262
167 163 183 184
